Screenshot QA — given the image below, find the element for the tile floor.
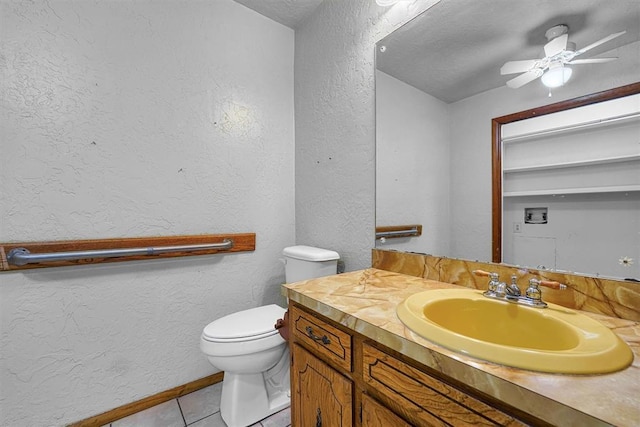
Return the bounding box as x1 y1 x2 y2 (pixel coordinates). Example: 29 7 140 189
102 382 291 427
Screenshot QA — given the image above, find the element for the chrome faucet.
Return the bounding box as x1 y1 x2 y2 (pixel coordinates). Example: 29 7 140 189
485 272 500 294
505 274 521 297
522 278 567 307
473 270 566 308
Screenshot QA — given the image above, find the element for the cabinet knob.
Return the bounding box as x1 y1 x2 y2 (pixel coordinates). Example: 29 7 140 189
316 408 322 427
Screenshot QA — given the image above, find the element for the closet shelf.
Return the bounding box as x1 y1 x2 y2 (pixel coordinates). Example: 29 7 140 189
503 154 640 173
503 185 640 197
502 112 640 144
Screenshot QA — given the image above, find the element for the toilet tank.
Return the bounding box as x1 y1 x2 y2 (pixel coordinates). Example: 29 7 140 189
282 246 340 283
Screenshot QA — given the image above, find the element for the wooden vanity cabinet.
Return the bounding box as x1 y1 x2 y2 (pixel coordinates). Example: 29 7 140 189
289 302 531 427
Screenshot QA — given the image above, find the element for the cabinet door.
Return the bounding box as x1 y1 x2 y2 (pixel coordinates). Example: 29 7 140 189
361 394 411 427
292 344 353 427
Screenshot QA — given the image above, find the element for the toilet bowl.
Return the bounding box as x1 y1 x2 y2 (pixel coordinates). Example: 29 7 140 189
200 304 290 427
200 245 340 427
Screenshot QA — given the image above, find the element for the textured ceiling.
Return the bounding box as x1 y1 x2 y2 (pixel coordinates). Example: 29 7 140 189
233 0 324 29
377 0 640 103
233 0 640 103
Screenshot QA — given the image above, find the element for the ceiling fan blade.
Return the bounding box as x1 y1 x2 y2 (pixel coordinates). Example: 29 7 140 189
506 69 543 89
568 57 618 65
575 31 626 55
544 33 568 58
500 60 538 75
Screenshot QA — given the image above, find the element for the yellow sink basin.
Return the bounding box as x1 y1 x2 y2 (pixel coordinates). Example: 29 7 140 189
397 289 633 374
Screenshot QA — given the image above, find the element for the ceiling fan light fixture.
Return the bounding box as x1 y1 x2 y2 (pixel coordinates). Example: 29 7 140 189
541 65 572 88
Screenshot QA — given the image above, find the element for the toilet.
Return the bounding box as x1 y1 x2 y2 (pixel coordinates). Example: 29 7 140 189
200 245 340 427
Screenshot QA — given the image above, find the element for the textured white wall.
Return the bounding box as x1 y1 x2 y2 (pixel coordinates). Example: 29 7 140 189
375 70 450 254
503 194 640 278
0 1 294 425
294 0 439 271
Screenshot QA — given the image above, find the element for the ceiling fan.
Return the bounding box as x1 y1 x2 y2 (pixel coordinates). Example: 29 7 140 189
501 25 626 89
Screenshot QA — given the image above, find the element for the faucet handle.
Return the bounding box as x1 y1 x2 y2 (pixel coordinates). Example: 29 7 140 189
537 279 567 290
473 269 498 279
525 279 567 307
525 279 543 303
473 270 500 294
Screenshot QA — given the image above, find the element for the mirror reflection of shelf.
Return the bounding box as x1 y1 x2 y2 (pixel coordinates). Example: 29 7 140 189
502 112 640 144
503 154 640 173
504 184 640 198
502 93 640 200
503 159 638 194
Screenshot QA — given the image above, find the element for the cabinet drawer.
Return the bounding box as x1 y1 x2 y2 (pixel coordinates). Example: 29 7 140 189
361 394 411 427
362 342 525 427
291 304 352 372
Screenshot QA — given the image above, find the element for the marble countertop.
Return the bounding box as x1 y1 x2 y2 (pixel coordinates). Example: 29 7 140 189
283 268 640 427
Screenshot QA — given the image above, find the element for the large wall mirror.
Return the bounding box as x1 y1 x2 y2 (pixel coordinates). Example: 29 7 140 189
375 0 640 280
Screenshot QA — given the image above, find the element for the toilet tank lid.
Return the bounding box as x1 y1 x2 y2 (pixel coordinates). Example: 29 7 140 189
282 245 339 261
203 304 286 340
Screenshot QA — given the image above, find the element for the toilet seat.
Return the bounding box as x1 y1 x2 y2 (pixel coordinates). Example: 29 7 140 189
203 329 277 343
202 304 286 343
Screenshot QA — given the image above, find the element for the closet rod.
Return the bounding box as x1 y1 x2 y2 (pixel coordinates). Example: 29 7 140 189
7 239 233 266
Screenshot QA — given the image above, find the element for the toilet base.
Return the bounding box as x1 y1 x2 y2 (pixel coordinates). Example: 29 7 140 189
219 371 290 427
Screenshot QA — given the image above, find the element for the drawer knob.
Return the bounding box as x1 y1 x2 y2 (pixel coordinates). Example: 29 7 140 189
306 326 331 345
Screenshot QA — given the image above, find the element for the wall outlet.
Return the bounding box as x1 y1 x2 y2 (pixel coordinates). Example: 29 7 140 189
513 222 522 233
